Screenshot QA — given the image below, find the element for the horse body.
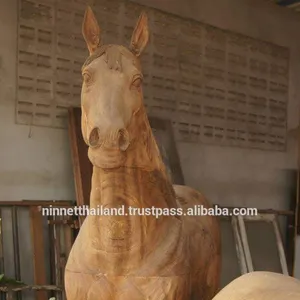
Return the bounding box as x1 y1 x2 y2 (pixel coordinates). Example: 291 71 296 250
65 6 221 300
65 181 220 300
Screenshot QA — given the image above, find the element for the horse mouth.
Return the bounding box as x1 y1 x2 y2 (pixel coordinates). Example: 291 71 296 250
88 147 126 169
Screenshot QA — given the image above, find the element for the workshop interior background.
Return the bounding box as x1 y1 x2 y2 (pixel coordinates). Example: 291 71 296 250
0 0 300 294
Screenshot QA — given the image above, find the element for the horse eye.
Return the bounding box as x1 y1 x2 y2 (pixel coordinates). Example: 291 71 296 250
131 77 142 89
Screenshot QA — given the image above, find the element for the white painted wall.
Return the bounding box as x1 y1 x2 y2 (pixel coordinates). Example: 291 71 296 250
0 0 75 202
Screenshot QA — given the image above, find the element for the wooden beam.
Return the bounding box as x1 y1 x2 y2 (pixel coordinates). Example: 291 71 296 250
68 107 92 226
30 206 47 300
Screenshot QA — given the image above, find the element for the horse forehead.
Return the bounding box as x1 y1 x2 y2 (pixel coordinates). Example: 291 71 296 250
82 44 141 73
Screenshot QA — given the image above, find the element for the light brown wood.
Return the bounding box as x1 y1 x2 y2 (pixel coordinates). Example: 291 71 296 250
64 217 74 257
29 206 47 300
65 6 221 300
212 271 300 300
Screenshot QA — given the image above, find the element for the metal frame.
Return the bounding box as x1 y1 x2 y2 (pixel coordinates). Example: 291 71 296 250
231 216 247 274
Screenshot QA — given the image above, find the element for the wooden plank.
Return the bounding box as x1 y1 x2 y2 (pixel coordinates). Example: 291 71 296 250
148 116 185 185
48 216 56 300
61 218 71 300
62 222 72 299
11 207 21 300
29 206 47 300
68 107 92 225
53 216 63 300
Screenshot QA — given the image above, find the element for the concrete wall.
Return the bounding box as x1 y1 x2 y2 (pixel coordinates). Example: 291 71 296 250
126 1 300 208
0 0 75 291
0 0 75 202
0 0 300 289
133 0 300 281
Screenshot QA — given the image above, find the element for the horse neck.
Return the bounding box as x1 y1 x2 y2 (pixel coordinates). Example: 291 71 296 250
85 110 182 273
90 166 176 211
88 165 182 274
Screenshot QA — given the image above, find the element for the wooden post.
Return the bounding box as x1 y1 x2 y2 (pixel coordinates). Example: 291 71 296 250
29 206 47 300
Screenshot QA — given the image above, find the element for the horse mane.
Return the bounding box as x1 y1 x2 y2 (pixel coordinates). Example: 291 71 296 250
132 106 173 183
82 44 141 72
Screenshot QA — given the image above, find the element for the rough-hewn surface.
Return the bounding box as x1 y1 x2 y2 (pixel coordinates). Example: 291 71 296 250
65 7 221 300
65 181 221 300
1 0 300 292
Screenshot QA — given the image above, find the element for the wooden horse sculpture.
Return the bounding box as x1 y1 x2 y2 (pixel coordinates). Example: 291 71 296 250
65 6 221 300
212 271 300 300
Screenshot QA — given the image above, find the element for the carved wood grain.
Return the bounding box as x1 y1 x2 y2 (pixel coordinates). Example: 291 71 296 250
68 107 185 224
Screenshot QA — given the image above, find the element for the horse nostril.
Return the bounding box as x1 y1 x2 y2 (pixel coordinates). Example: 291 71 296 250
118 129 130 151
88 127 101 148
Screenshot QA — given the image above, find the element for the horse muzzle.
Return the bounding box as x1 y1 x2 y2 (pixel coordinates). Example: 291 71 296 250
88 127 130 152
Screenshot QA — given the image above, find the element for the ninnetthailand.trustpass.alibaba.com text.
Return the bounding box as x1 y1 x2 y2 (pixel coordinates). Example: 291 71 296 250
40 204 258 218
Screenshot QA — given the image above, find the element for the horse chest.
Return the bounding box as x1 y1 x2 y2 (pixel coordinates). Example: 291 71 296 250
87 274 191 300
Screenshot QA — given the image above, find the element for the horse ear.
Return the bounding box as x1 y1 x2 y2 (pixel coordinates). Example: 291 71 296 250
82 6 101 55
129 11 149 57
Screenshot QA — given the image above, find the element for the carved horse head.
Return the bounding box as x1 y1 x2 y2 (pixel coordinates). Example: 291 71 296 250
81 7 160 170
